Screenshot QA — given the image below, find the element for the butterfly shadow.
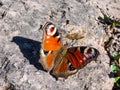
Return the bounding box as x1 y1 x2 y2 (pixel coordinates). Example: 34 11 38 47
11 36 46 72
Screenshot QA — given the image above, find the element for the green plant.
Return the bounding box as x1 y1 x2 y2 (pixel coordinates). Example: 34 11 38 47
111 52 120 88
98 11 120 29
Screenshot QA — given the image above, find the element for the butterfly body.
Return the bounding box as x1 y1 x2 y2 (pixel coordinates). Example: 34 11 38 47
40 22 99 78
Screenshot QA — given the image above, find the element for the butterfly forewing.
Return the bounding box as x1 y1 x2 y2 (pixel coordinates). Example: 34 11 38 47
40 22 62 71
66 47 99 69
51 46 99 78
42 22 62 51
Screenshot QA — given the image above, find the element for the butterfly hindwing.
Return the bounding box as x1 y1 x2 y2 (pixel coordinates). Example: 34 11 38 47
40 49 55 71
50 46 78 78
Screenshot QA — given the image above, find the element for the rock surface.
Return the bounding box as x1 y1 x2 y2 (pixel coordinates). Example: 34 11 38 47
0 0 120 90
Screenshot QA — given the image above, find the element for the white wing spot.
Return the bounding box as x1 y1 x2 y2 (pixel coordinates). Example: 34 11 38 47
47 36 50 39
46 41 49 43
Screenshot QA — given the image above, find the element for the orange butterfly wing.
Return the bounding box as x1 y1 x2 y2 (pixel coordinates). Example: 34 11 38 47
43 35 61 51
51 46 99 78
50 46 78 78
40 22 62 71
66 47 99 68
42 22 62 51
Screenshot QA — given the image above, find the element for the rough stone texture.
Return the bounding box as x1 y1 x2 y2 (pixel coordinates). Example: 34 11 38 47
0 0 120 90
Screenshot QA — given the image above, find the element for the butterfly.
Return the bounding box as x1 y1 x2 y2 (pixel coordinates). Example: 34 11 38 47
39 22 100 79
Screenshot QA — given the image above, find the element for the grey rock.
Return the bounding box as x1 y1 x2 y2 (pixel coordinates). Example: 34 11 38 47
0 0 119 90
